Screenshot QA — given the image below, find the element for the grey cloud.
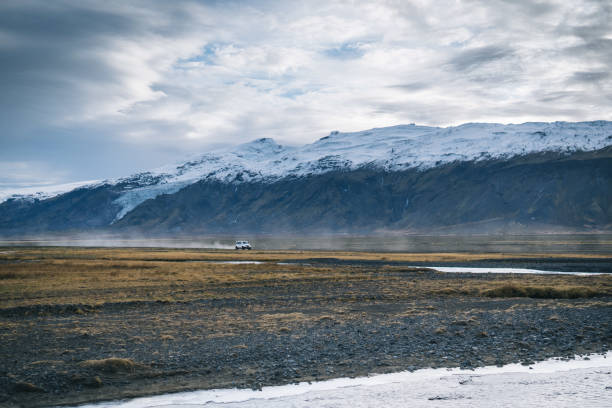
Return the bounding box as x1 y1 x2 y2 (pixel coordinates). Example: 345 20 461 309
572 38 612 53
537 91 580 103
496 0 558 16
0 5 136 41
562 38 612 68
0 5 137 124
384 0 431 31
555 0 612 60
0 1 208 139
1 0 611 187
447 45 514 72
493 102 590 118
388 82 431 91
0 0 211 182
571 25 610 41
570 71 609 83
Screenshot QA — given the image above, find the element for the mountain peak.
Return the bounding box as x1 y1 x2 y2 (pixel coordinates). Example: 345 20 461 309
3 121 612 222
235 137 285 155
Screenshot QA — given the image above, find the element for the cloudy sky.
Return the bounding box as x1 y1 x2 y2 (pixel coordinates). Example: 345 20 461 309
1 0 610 187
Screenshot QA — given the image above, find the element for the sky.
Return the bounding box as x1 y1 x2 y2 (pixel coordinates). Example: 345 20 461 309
0 0 611 188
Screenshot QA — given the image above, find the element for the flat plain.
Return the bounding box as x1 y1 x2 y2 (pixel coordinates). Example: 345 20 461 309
0 247 611 407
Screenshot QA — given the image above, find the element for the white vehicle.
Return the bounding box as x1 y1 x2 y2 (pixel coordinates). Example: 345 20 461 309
235 240 252 250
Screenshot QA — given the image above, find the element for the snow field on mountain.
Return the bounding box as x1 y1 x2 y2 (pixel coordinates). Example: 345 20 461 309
3 121 611 221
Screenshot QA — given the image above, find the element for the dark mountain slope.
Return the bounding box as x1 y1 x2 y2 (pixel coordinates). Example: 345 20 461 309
113 148 612 234
1 148 610 235
0 185 121 234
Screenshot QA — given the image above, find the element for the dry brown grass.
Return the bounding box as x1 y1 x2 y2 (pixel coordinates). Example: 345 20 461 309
0 247 610 309
79 358 142 373
434 327 447 334
0 271 18 280
481 284 605 299
13 382 45 393
2 246 609 264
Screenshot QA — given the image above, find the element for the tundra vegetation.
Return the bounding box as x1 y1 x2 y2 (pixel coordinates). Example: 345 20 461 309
0 247 610 407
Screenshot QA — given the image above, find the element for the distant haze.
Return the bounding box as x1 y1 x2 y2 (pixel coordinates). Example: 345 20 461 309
1 0 610 187
1 234 611 255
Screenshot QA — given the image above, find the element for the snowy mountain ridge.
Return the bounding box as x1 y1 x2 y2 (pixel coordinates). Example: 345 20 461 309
139 120 612 182
3 121 612 222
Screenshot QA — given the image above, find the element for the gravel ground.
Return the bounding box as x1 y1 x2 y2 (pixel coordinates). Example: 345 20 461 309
1 261 611 407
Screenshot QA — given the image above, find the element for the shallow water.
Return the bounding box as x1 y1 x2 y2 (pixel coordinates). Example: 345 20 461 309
77 353 612 408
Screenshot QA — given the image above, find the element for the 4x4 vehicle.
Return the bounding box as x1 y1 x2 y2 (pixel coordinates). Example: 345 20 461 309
235 240 252 250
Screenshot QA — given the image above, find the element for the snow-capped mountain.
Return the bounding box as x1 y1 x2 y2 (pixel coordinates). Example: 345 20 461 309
0 180 102 204
2 121 611 235
131 121 611 180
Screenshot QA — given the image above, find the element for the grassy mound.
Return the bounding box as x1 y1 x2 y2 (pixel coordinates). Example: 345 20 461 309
79 358 140 373
482 284 603 299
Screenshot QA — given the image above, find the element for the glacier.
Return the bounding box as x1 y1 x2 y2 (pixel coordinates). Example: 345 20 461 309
3 121 612 221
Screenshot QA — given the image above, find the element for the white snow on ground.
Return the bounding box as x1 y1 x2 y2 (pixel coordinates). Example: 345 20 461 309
76 353 612 408
0 180 101 203
199 263 604 274
4 121 612 220
426 266 604 276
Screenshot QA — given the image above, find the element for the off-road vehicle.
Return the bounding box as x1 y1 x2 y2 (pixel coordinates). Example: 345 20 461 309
235 240 252 250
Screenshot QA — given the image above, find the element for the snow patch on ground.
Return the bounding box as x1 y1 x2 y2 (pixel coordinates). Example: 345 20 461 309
427 266 604 276
76 352 612 408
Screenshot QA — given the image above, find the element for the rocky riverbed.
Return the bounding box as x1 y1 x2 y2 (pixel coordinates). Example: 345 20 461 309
0 248 610 407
